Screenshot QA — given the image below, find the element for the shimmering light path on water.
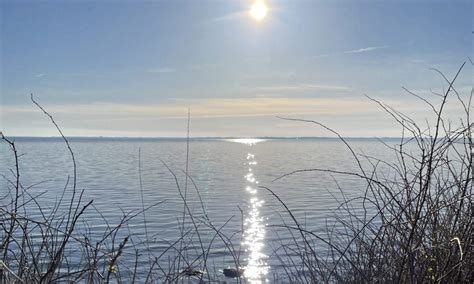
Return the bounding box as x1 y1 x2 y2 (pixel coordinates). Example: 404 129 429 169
228 138 269 283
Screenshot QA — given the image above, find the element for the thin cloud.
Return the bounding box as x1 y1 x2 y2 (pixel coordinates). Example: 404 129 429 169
35 73 46 78
254 83 352 93
1 97 380 120
343 45 389 54
3 96 465 137
313 45 389 59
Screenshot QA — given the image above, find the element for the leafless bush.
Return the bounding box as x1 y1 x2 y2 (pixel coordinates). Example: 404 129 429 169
267 62 472 282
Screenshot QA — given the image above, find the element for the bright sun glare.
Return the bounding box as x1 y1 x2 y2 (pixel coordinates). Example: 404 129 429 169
249 0 268 22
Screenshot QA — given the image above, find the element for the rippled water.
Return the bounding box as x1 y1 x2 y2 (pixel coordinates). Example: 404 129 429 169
0 137 406 282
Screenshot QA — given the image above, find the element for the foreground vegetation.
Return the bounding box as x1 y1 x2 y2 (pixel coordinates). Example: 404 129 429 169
1 63 472 283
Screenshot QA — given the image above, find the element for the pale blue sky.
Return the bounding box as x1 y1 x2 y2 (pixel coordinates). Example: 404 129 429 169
1 0 472 137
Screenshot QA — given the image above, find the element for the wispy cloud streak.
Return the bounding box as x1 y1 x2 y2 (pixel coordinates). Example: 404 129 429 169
254 83 352 93
343 45 389 54
0 97 386 120
313 45 389 59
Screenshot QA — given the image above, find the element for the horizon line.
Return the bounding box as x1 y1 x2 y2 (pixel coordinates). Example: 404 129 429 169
3 135 405 140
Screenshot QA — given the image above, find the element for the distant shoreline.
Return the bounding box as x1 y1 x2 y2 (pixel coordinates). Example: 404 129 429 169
4 136 404 141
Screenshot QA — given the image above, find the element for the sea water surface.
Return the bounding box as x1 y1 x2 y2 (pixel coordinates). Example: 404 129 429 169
0 137 406 282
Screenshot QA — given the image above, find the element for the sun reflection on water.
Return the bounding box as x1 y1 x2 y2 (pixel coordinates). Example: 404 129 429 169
227 138 267 145
240 141 269 283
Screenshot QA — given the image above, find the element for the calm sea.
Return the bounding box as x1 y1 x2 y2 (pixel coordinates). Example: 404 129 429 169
0 137 405 282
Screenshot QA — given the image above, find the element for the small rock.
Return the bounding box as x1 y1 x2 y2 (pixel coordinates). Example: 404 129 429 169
223 268 244 278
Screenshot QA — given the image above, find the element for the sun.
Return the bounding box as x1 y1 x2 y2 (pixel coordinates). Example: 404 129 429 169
249 0 268 22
